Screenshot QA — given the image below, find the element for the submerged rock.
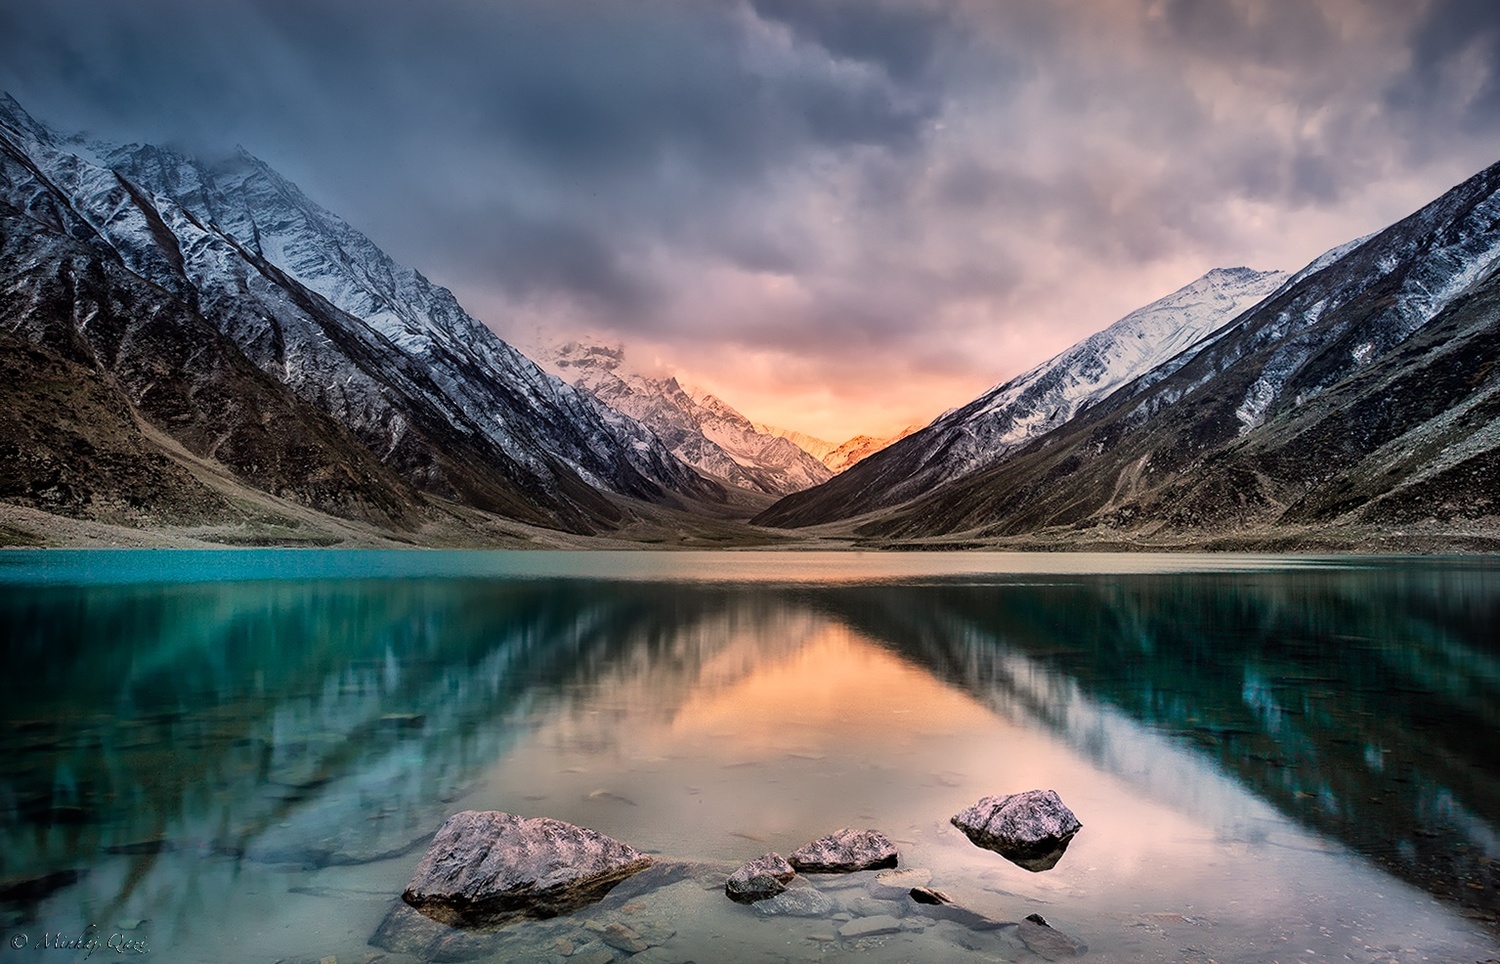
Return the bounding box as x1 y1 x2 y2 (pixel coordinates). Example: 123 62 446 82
1019 912 1088 959
907 885 1010 930
725 852 796 904
401 810 652 927
951 789 1081 871
752 884 838 917
788 829 898 873
838 914 903 939
869 867 930 899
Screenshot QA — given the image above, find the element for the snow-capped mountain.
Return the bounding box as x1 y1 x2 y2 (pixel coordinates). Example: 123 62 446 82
536 340 831 496
0 94 719 534
764 157 1500 542
757 266 1287 527
753 423 919 473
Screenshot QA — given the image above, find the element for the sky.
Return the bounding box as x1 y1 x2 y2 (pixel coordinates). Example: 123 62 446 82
3 0 1500 442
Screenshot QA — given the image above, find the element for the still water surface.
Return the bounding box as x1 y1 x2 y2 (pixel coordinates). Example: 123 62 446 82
1 551 1498 963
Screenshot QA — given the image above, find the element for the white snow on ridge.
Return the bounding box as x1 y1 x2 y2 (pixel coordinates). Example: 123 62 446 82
933 266 1290 476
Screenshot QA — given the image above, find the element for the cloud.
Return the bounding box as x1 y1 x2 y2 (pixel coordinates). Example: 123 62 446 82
3 0 1500 439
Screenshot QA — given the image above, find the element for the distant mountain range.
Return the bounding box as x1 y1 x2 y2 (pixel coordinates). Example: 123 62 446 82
533 339 832 498
3 89 1497 550
753 423 920 474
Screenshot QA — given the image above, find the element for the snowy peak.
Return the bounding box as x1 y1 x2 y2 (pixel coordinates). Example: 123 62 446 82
953 266 1289 443
533 338 833 496
753 424 839 463
824 428 920 473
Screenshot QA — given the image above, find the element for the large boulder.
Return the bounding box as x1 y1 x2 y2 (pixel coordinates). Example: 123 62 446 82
724 852 797 904
787 829 898 873
950 789 1081 872
401 811 652 927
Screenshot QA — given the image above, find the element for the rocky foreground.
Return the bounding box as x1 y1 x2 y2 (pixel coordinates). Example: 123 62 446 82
373 794 1087 962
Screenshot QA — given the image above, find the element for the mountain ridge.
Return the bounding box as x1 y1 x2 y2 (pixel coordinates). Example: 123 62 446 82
776 158 1500 545
755 265 1289 528
0 93 726 537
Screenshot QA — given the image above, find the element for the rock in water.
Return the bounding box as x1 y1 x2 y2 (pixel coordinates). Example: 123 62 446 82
950 789 1081 871
1019 912 1089 959
869 867 931 899
787 829 898 873
753 885 839 917
401 810 652 927
725 852 797 903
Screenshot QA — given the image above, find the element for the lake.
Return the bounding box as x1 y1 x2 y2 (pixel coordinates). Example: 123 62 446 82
1 550 1497 963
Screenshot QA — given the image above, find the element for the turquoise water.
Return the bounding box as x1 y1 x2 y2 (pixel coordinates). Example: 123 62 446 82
0 551 1497 963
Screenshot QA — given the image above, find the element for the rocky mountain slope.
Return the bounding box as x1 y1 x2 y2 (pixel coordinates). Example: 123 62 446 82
0 94 722 536
761 159 1500 544
756 266 1287 527
537 339 831 496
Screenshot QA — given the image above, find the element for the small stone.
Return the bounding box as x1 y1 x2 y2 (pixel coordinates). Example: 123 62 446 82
1018 913 1088 960
753 887 838 917
870 867 931 899
569 941 617 964
909 886 1010 930
909 886 950 905
850 896 903 918
631 919 676 945
725 852 796 904
319 957 337 964
951 790 1082 872
554 937 575 955
600 923 648 953
838 914 903 939
630 949 696 964
788 829 898 874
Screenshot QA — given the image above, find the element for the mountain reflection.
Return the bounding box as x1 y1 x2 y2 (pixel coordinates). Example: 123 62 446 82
2 562 1497 937
808 570 1500 923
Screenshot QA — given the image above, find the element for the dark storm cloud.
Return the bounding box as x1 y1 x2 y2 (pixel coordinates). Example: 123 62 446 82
4 0 1500 437
1390 0 1500 124
0 0 939 318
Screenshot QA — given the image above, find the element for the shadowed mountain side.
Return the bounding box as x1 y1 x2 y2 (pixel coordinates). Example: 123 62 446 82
801 574 1500 925
0 212 425 530
866 164 1500 542
758 162 1500 546
0 94 726 538
858 267 1500 543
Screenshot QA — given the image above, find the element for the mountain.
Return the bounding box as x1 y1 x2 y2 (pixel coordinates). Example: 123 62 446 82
761 159 1500 547
753 423 919 473
752 424 841 464
756 266 1288 528
822 427 920 473
536 339 831 497
0 94 723 538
